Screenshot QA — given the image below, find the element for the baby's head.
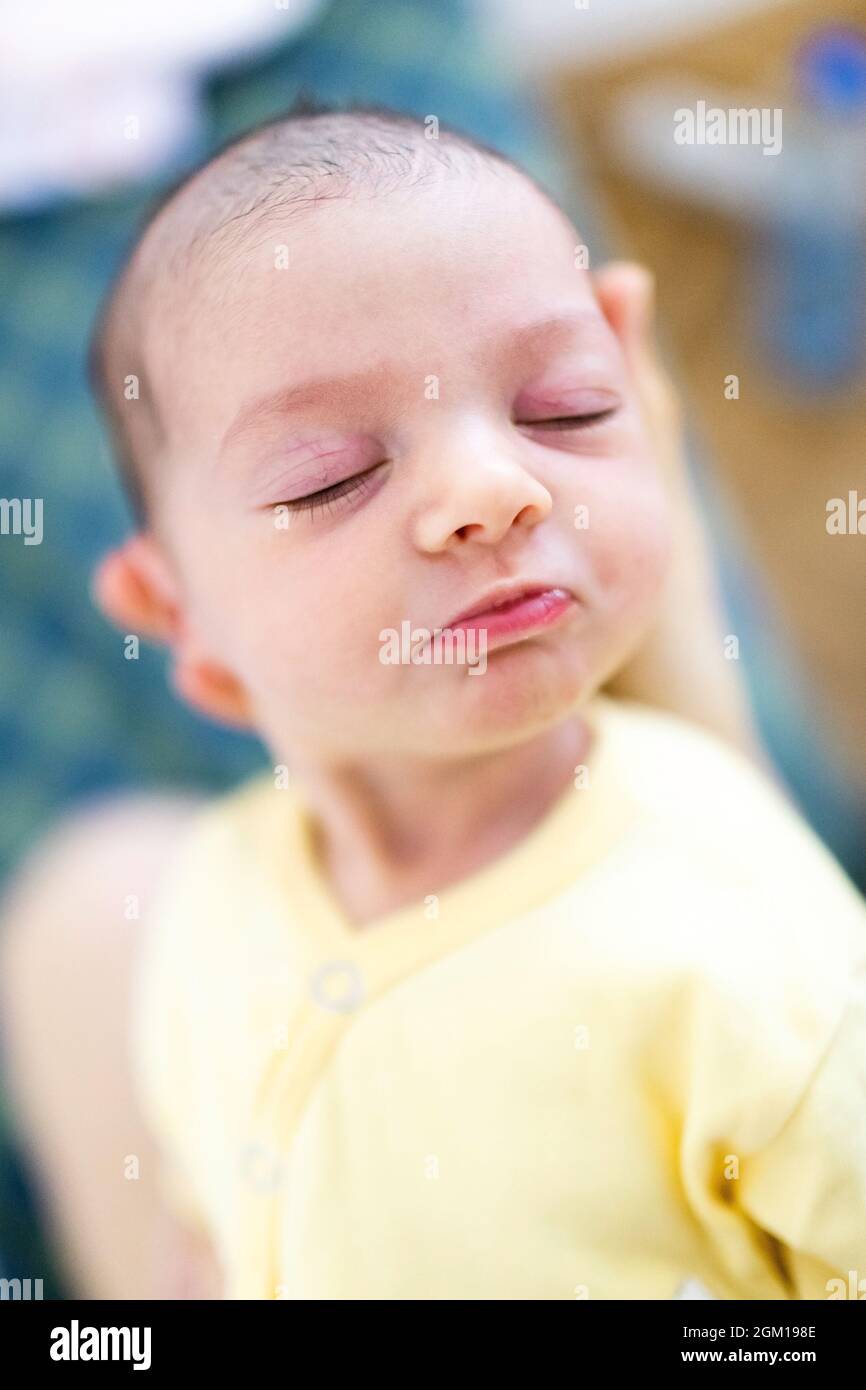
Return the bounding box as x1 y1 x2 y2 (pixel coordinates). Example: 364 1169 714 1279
90 105 671 766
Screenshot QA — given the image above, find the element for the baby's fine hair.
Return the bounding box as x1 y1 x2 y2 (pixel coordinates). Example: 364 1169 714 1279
88 99 544 526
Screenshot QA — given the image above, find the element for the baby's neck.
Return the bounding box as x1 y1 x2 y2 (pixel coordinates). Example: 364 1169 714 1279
292 714 591 929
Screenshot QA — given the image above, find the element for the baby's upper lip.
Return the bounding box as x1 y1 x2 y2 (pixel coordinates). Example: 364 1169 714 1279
446 580 573 627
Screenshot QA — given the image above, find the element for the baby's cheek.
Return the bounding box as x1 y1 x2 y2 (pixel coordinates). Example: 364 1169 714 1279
241 558 386 702
627 502 673 601
583 473 672 604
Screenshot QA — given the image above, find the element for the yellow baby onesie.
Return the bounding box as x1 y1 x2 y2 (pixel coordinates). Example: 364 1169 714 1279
130 697 866 1300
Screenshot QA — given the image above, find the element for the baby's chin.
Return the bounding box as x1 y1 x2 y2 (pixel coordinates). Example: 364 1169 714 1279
402 635 602 758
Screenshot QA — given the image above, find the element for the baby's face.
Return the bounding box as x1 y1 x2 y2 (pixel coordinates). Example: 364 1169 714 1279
151 168 671 762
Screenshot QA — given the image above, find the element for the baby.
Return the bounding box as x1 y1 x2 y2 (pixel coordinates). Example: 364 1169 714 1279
86 106 866 1300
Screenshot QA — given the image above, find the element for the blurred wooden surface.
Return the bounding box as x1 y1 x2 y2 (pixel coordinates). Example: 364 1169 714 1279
554 0 866 788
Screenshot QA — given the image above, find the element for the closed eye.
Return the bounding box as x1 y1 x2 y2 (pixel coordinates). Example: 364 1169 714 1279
273 463 386 520
515 408 619 431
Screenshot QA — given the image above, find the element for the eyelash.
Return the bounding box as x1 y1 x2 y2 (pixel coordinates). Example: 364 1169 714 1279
516 408 618 431
275 464 383 519
273 409 617 519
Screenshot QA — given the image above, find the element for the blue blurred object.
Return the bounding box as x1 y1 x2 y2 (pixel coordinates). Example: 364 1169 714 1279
796 24 866 114
754 24 866 389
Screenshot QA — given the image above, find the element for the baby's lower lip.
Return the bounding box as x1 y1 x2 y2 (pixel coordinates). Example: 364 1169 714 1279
449 588 576 646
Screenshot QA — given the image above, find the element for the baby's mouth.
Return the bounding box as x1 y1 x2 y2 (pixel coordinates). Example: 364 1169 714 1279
445 584 577 649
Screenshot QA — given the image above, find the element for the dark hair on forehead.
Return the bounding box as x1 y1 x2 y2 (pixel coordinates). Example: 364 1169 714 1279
88 98 549 527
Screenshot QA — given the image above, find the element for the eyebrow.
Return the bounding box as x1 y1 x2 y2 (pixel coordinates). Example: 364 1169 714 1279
508 310 602 354
218 364 399 457
218 309 604 456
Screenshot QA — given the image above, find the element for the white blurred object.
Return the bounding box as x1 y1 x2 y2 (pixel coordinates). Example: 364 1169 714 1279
473 0 793 71
0 0 326 211
605 80 866 227
674 1276 717 1299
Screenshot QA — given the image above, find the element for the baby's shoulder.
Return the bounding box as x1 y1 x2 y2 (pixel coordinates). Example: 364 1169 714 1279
605 699 848 872
598 698 866 964
142 769 299 948
592 703 866 1119
161 766 298 864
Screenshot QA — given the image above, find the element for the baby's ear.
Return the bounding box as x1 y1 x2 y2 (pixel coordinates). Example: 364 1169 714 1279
592 261 655 369
170 657 255 730
91 533 180 643
593 260 681 438
92 534 255 730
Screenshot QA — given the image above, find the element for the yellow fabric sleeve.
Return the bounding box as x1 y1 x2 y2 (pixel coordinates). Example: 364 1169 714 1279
738 983 866 1299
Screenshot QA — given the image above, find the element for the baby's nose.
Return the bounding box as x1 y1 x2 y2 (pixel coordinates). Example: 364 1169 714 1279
411 423 553 553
